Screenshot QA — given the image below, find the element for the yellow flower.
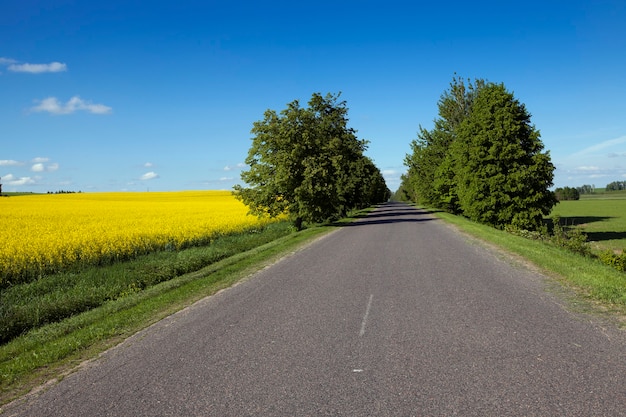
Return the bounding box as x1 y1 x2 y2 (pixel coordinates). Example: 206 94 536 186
0 191 278 285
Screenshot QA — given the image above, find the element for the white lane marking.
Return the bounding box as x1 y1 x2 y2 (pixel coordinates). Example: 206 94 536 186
359 294 374 337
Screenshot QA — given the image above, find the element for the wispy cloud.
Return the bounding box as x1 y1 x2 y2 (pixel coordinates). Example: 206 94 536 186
0 159 23 167
0 57 18 65
567 135 626 159
1 57 67 74
140 172 159 180
31 96 112 115
9 61 67 73
224 163 246 171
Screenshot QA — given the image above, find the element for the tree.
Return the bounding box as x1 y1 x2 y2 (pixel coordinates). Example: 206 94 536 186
404 76 485 212
452 83 557 230
234 92 387 229
555 187 580 201
606 181 626 191
576 184 595 194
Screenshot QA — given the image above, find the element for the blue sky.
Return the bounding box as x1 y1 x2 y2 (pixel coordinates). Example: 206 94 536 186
2 0 625 193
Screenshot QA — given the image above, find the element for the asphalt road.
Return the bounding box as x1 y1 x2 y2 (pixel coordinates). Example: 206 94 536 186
4 203 626 416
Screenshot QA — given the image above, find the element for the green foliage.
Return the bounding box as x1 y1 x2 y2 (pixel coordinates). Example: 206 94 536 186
555 187 580 200
403 76 485 211
597 250 626 272
452 83 557 230
234 93 389 228
403 76 556 231
576 184 595 194
606 181 626 191
550 215 591 256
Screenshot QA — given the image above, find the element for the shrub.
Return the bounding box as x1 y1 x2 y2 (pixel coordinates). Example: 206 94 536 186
550 215 590 256
555 187 580 201
597 250 626 272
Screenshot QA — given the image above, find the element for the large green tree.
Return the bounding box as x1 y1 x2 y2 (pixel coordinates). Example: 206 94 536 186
404 76 485 211
452 83 557 230
234 92 388 229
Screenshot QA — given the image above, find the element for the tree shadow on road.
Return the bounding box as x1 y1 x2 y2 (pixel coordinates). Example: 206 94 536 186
336 217 436 227
333 203 439 227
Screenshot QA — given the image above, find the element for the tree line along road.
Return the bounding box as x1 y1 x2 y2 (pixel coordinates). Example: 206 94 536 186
4 202 626 416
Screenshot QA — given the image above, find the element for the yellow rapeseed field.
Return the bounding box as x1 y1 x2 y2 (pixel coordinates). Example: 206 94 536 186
0 191 275 285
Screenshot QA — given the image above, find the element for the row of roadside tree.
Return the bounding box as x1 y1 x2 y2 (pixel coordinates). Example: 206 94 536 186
398 76 557 231
234 93 390 230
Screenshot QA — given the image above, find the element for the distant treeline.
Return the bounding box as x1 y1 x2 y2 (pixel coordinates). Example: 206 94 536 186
554 187 580 201
606 181 626 191
555 182 626 201
47 190 83 194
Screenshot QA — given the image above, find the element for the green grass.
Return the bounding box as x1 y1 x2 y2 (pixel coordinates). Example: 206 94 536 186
550 193 626 253
0 222 297 344
0 220 339 405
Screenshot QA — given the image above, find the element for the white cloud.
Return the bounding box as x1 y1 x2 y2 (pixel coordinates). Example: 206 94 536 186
220 177 234 181
576 166 600 171
31 163 45 172
0 159 23 166
225 163 246 171
9 61 67 73
6 176 36 186
31 96 112 115
140 172 159 180
28 158 59 173
144 162 153 168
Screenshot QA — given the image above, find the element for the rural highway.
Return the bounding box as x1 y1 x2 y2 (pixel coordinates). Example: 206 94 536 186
4 203 626 416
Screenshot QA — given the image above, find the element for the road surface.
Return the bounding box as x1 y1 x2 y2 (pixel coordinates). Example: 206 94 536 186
4 203 626 416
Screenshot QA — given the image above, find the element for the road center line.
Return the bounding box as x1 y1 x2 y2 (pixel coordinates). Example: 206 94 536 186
359 294 374 337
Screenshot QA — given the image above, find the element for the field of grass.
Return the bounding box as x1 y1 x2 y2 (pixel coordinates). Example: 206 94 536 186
550 190 626 253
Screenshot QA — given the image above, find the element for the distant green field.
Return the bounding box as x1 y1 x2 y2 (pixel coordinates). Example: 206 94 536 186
550 191 626 252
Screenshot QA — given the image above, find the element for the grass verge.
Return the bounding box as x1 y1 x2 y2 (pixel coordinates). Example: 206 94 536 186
433 210 626 319
0 222 336 406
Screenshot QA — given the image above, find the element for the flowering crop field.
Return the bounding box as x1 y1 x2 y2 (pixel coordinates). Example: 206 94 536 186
0 191 276 287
